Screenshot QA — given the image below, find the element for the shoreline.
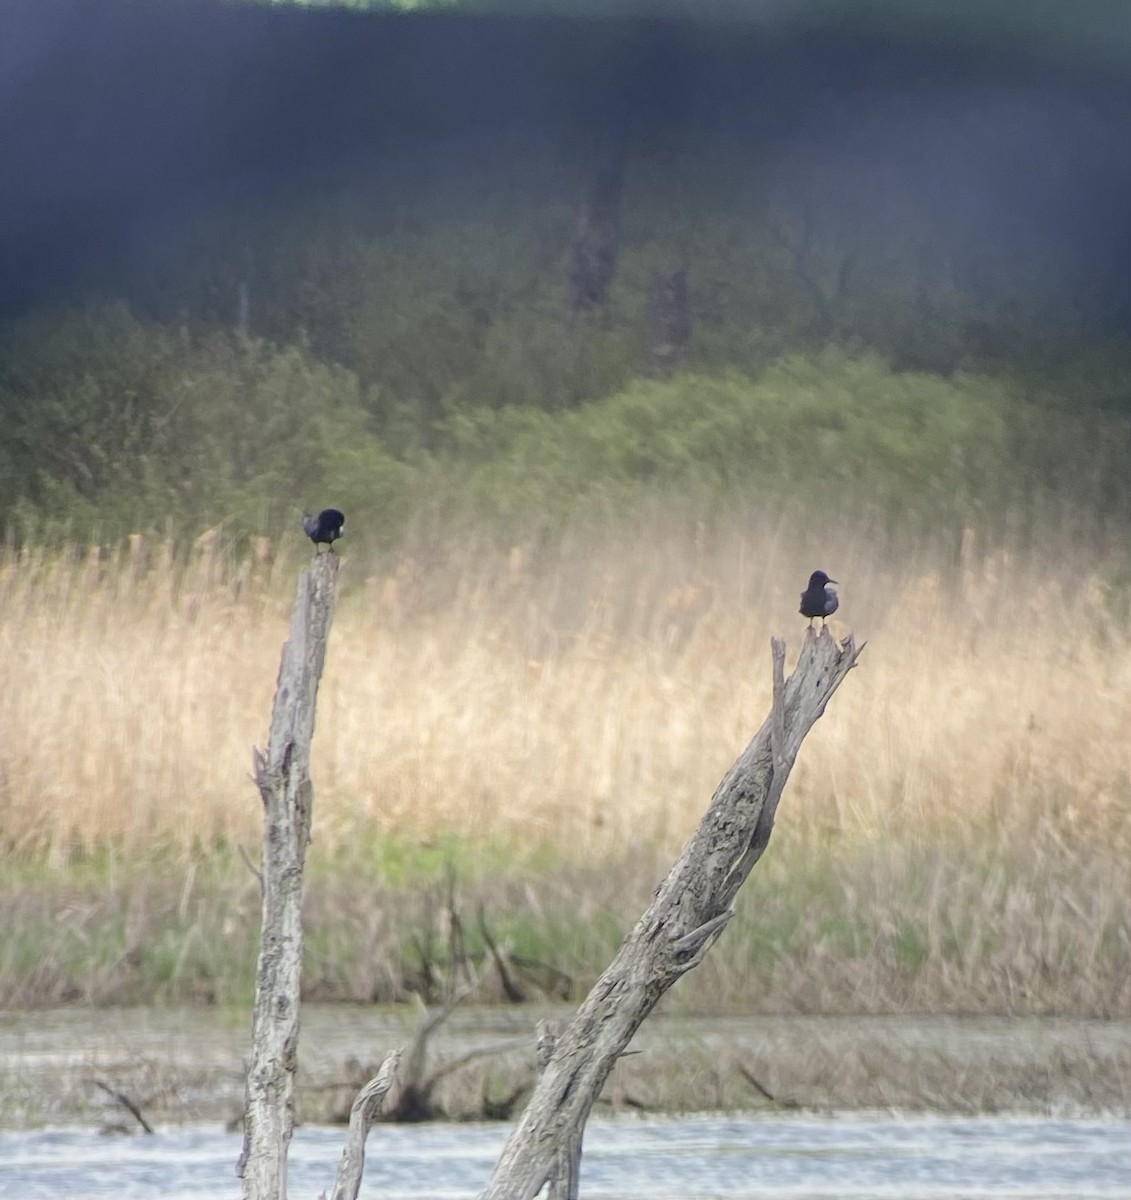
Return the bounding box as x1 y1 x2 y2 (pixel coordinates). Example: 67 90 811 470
2 1006 1128 1130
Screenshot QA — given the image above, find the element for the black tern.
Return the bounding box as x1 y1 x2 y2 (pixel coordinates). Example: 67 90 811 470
302 508 345 552
800 570 838 625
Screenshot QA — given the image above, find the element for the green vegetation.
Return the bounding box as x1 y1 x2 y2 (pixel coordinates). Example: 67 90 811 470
2 306 1125 551
458 354 1016 526
2 135 1128 554
1 76 1128 1028
4 493 1127 1016
0 305 409 544
2 831 1125 1016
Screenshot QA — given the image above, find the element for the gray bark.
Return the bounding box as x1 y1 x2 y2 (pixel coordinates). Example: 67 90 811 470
237 552 341 1200
481 628 862 1200
389 976 481 1122
536 1021 579 1200
325 1051 402 1200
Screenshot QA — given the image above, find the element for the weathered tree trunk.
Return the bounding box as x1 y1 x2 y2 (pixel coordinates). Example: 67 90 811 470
237 552 341 1200
535 1021 579 1200
481 629 862 1200
568 144 626 319
646 267 691 372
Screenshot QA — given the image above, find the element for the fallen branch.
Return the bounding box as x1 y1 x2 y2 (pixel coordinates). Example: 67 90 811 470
736 1062 799 1110
236 842 263 887
478 904 527 1003
420 1036 532 1092
388 973 483 1122
91 1079 154 1135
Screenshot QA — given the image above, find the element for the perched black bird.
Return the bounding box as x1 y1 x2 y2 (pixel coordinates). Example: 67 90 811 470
302 508 345 552
799 570 838 625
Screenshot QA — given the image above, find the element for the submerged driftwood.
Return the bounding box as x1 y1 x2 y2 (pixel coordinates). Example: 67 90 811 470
238 552 340 1200
480 628 861 1200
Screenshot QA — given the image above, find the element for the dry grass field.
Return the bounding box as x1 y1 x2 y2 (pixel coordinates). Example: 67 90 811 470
1 504 1129 1014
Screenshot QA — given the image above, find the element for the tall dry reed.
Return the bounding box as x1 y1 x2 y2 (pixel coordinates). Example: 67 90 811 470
0 506 1128 869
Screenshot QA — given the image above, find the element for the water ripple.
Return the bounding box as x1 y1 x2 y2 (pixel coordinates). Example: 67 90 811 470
1 1112 1129 1199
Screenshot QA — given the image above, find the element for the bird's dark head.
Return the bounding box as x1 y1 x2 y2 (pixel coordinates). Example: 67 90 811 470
808 570 837 588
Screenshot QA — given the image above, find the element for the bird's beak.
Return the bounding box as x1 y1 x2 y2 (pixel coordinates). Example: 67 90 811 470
829 579 838 584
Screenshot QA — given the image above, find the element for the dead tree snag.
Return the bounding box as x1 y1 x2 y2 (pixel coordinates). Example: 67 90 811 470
568 143 626 319
481 628 862 1200
238 552 341 1200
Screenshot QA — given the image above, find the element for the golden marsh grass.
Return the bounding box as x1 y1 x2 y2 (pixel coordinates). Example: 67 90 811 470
1 509 1129 863
1 504 1129 1015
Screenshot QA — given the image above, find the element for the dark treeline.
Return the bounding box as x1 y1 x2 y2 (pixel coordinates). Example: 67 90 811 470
0 0 1129 545
3 0 1128 316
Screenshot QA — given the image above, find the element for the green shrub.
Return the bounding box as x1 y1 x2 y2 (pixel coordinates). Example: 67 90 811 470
0 303 407 545
455 350 1015 526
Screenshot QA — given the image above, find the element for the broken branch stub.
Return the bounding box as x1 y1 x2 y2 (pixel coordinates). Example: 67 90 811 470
325 1050 403 1200
237 552 340 1200
480 628 862 1200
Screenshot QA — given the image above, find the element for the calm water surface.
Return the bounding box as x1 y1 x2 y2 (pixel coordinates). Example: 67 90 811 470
1 1113 1128 1200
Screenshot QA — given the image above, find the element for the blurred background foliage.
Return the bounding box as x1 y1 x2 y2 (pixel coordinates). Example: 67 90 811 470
1 171 1127 552
0 0 1127 554
0 0 1128 1018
